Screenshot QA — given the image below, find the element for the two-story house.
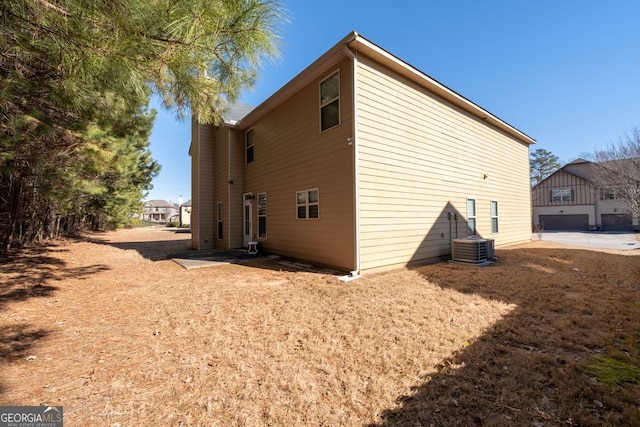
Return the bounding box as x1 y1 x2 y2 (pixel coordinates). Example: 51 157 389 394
532 158 638 231
190 31 535 273
142 199 178 223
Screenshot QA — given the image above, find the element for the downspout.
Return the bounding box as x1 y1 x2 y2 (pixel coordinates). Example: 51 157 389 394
339 40 361 282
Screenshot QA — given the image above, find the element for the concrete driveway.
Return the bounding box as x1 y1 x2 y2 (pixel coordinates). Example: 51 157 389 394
532 231 640 250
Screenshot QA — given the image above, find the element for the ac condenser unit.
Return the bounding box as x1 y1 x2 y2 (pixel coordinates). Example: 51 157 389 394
451 238 495 264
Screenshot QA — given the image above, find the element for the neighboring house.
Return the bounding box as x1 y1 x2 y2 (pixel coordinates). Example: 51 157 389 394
532 158 639 231
190 31 535 273
180 199 192 227
142 199 178 223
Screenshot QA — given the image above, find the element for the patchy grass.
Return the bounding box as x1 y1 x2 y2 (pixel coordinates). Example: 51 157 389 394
1 228 640 426
583 356 640 386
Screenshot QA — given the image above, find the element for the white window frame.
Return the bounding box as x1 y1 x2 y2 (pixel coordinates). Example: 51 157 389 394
466 198 477 236
257 193 267 239
245 128 254 164
217 202 223 239
320 70 340 132
599 187 617 201
551 188 573 202
296 189 319 220
490 200 499 234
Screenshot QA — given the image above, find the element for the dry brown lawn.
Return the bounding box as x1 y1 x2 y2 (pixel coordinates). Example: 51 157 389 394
1 227 639 426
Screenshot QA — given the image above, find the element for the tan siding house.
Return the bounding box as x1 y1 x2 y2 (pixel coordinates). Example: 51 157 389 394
190 32 535 273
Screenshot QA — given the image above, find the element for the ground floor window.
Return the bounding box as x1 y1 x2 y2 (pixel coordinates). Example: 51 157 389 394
491 200 499 234
297 189 319 219
258 193 267 238
217 202 223 239
466 198 476 236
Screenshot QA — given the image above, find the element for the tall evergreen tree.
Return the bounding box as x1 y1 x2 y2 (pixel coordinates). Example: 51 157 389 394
530 148 561 187
0 0 284 250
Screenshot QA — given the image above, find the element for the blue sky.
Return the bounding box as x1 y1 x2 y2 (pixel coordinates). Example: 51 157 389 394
146 0 640 203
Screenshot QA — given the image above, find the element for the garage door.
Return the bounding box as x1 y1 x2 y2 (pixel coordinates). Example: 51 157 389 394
539 214 589 231
601 214 632 232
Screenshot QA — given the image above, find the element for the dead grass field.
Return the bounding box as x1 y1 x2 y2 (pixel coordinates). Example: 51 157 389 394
1 227 639 426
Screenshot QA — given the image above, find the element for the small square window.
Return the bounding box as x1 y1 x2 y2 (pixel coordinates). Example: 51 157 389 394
297 189 319 219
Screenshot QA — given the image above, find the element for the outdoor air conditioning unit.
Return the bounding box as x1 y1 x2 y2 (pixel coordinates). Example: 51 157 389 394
451 238 495 264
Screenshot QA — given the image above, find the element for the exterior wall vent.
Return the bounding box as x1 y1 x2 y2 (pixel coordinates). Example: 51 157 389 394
451 238 495 264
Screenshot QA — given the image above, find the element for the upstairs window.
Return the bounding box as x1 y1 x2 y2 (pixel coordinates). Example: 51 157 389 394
320 71 340 131
551 188 574 202
297 189 319 219
599 187 618 200
246 129 254 164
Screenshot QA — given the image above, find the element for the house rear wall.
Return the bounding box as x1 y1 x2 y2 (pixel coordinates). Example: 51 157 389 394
240 59 356 271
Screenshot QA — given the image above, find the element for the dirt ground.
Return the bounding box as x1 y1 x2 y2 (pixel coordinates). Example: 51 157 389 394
1 227 639 426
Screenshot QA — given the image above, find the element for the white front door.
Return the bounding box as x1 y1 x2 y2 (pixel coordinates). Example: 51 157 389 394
243 195 252 247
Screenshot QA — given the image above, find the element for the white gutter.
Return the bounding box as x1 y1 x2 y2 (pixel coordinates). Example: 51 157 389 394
339 41 361 282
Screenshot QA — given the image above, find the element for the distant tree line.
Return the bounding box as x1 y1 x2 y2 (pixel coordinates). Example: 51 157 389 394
0 0 283 250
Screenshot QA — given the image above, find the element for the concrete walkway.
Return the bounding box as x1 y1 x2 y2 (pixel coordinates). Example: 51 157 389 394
532 231 640 250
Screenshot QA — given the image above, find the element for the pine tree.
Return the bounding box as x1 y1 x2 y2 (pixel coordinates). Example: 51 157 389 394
0 0 284 249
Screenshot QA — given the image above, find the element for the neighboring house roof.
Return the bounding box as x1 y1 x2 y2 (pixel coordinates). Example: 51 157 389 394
533 160 597 189
565 157 590 165
532 158 636 189
181 199 192 207
231 31 535 146
145 199 175 208
562 160 598 182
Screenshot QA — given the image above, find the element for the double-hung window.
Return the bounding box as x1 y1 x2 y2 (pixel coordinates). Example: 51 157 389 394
217 202 224 239
258 193 267 238
320 71 340 131
599 187 618 200
467 198 477 236
246 129 254 164
490 200 499 234
551 188 574 202
297 189 319 219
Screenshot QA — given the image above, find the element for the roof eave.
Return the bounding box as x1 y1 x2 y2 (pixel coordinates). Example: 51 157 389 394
238 31 534 146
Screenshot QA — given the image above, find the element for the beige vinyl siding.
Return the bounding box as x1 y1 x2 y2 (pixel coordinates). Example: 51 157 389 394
190 119 217 250
212 125 230 249
228 128 245 248
532 171 595 206
356 55 531 271
240 59 355 271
